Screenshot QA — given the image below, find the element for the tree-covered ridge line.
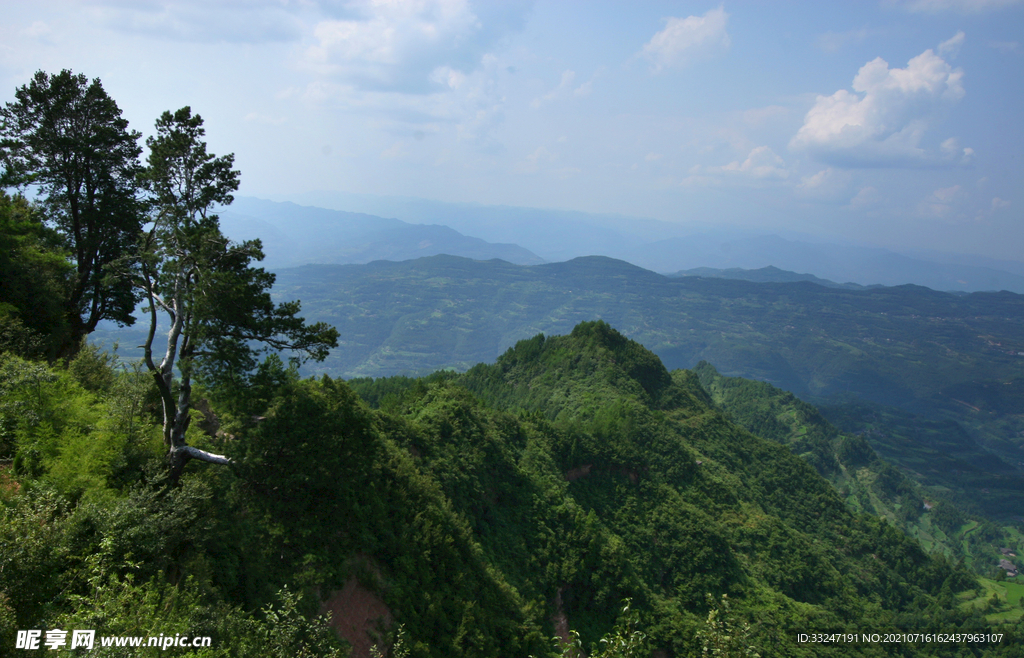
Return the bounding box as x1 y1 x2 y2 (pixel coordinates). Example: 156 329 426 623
93 252 1024 518
244 255 1024 521
692 362 1022 580
3 322 1022 655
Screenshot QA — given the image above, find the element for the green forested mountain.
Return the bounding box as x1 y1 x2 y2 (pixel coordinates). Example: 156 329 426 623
692 362 1024 580
93 254 1024 517
670 265 867 289
6 323 1022 656
263 255 1022 409
264 256 1024 521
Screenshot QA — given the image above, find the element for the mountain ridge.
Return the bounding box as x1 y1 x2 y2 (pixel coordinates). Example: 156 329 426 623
260 192 1024 293
219 197 544 268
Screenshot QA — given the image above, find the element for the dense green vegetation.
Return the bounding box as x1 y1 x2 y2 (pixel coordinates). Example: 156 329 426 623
94 246 1024 525
8 321 1024 655
270 257 1022 523
1 70 145 360
693 363 1024 579
5 68 1024 657
0 191 71 360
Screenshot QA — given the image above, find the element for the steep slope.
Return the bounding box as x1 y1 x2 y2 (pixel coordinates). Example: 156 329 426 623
692 362 1024 576
92 254 1024 529
8 325 1018 657
352 322 994 655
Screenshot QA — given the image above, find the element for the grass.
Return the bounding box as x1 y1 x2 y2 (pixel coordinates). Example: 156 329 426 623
959 577 1024 622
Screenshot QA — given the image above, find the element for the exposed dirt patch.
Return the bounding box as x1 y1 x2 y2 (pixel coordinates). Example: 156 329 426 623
551 586 570 646
565 463 593 482
0 465 20 497
321 576 393 658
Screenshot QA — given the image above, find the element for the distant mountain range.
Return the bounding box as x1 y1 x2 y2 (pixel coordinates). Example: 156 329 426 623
246 193 1024 293
219 197 543 268
92 252 1024 521
670 265 870 290
628 233 1024 293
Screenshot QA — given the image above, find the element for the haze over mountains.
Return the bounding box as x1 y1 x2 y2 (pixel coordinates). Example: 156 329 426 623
246 194 1024 294
219 197 543 269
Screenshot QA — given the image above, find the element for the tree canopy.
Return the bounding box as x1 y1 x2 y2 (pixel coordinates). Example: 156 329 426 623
0 191 71 359
0 70 143 359
137 106 339 478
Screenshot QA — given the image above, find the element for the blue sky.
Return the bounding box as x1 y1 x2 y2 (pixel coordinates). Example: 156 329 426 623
2 0 1022 261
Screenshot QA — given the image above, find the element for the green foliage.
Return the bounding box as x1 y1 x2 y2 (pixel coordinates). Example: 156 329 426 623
544 600 649 658
136 106 339 473
226 587 348 658
234 376 379 554
68 342 117 392
0 353 160 498
0 191 71 360
371 624 409 658
95 254 1024 535
690 359 1024 580
2 320 1015 657
140 106 338 386
1 69 143 357
696 595 759 658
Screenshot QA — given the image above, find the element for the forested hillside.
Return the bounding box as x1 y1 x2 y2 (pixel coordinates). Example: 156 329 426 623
7 320 1024 655
4 68 1023 658
693 363 1024 580
92 254 1024 529
262 256 1024 521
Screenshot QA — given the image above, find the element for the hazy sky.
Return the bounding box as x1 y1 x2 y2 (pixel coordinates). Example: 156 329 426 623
2 1 1023 260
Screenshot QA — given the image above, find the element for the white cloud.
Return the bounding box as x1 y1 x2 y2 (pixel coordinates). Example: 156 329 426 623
91 1 304 43
303 0 529 93
917 184 964 219
894 0 1021 12
933 184 962 202
992 197 1011 209
430 66 468 90
789 45 966 167
990 40 1021 53
848 186 880 208
517 145 557 174
573 80 593 97
641 6 730 72
938 30 965 57
709 146 790 179
23 20 53 39
380 141 407 159
297 45 510 146
940 137 975 164
796 167 852 200
530 68 598 107
531 70 575 108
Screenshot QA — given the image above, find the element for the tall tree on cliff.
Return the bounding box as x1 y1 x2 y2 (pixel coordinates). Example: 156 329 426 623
0 70 143 359
139 107 338 480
